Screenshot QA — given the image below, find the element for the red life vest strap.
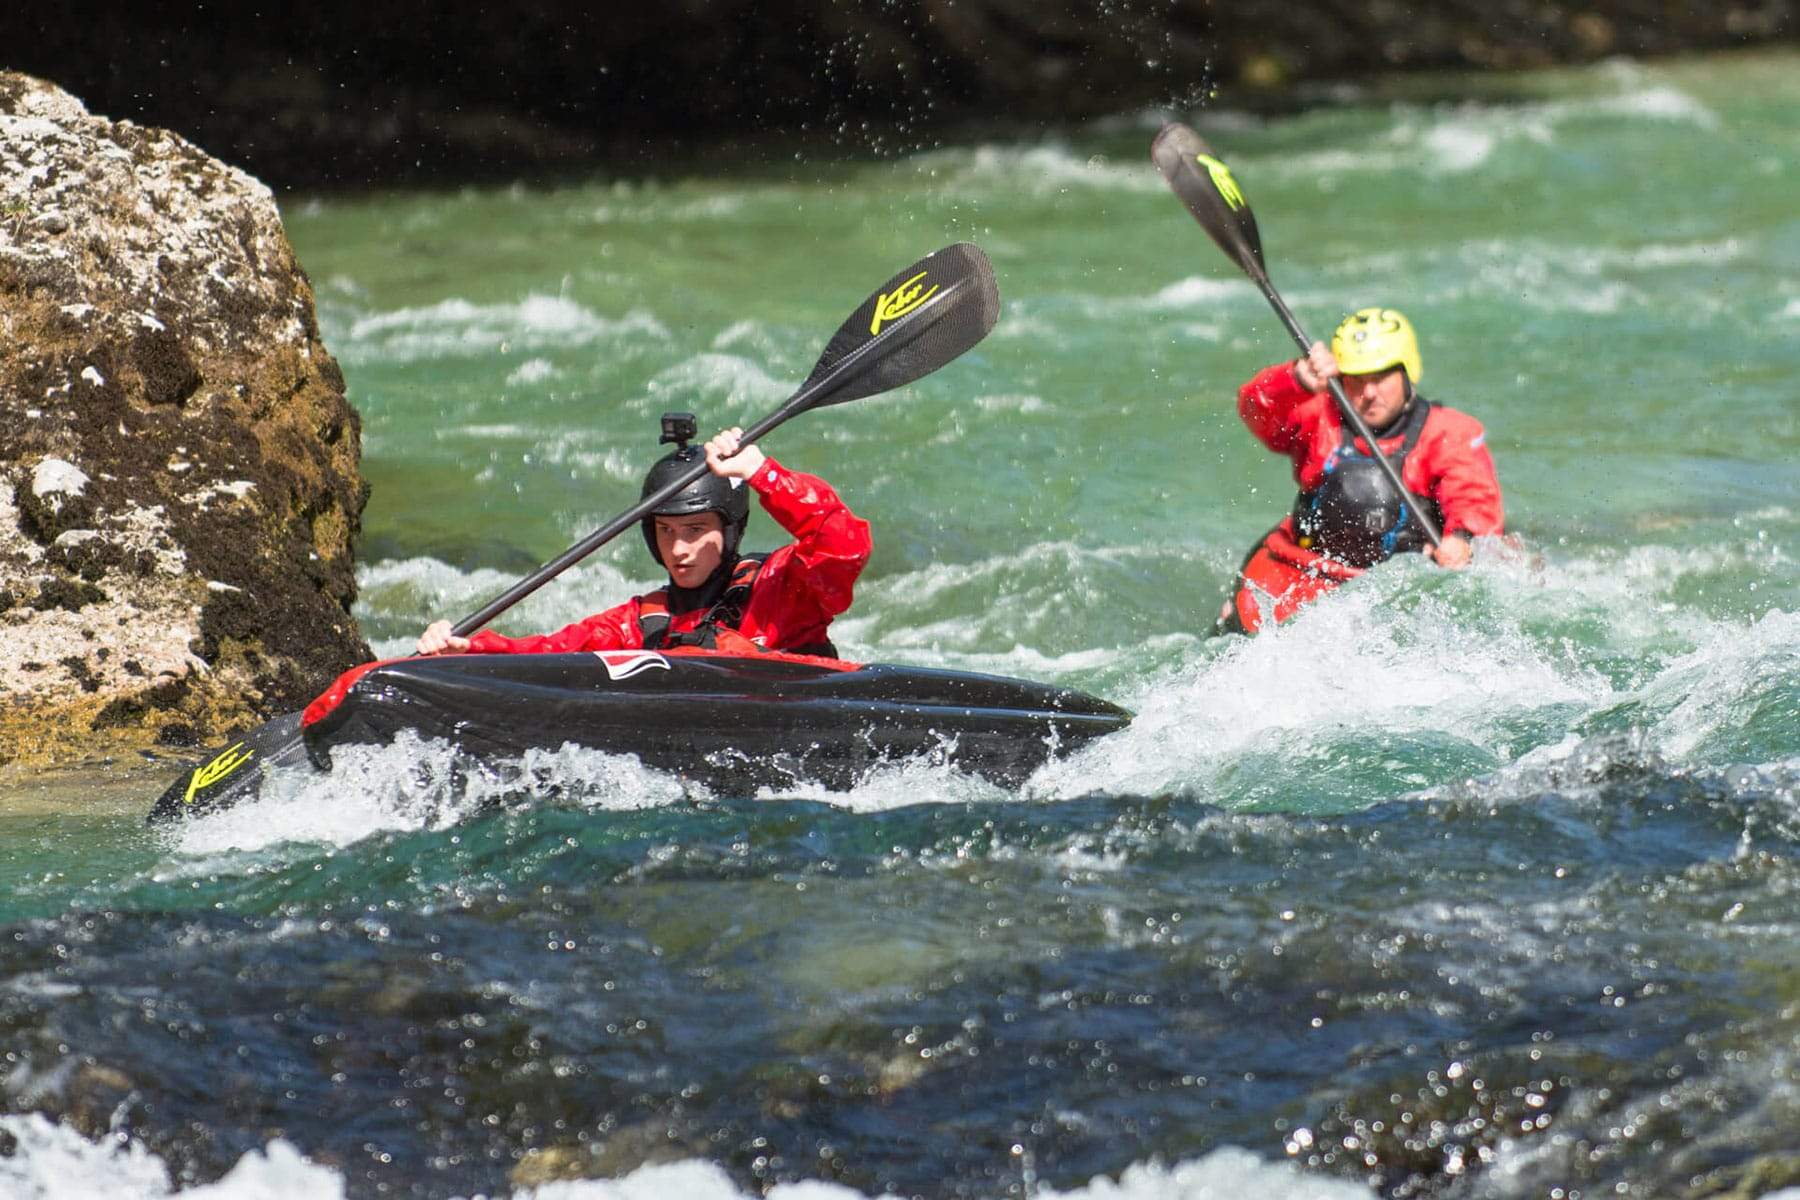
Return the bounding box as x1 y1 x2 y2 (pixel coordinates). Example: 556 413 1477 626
638 555 765 651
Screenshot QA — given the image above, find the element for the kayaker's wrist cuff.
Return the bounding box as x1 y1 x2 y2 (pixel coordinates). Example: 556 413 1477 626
747 455 785 496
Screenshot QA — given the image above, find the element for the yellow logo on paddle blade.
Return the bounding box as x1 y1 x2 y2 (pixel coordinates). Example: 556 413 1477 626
1196 154 1246 211
869 270 940 335
183 741 255 805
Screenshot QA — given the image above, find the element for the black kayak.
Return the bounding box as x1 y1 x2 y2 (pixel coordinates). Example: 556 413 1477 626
147 648 1132 821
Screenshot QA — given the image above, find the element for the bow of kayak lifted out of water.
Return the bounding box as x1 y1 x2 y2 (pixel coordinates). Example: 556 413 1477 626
147 242 1132 822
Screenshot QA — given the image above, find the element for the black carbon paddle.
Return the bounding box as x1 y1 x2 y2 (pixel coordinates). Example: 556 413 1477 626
149 243 1001 821
454 242 999 633
1151 123 1442 549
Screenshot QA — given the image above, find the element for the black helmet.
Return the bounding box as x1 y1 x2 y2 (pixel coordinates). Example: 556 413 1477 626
638 414 750 566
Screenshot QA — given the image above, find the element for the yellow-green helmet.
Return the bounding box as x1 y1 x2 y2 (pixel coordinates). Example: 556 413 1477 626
1331 307 1422 383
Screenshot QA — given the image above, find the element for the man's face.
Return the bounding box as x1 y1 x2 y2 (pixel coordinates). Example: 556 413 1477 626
654 512 726 589
1342 366 1409 429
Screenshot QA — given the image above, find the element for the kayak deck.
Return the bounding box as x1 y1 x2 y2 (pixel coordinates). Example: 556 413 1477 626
308 651 1131 792
149 650 1132 820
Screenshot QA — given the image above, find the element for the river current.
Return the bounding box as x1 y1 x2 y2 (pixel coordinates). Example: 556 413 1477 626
3 51 1798 1200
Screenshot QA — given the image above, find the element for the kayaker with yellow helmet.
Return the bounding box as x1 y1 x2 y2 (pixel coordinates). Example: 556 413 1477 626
1217 307 1505 634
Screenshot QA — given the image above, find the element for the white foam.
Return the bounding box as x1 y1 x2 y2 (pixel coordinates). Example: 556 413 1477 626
1506 542 1742 648
1254 147 1367 180
165 733 489 853
356 555 655 660
1418 122 1498 172
0 1116 1373 1200
166 734 705 855
534 439 646 484
991 313 1056 340
1258 81 1715 183
1419 728 1652 808
1038 1147 1376 1198
845 541 1137 619
530 1146 1378 1198
1452 239 1649 314
1282 231 1742 322
1030 565 1608 801
1010 535 1793 802
1589 84 1719 127
972 393 1049 415
332 296 668 365
507 357 556 385
710 319 793 362
1501 236 1748 280
757 745 1016 813
638 351 796 417
903 142 1165 196
453 422 535 439
1604 237 1744 269
1149 276 1256 309
975 280 1228 332
1781 298 1800 320
0 1115 343 1199
1633 609 1800 760
590 193 749 224
1176 320 1225 342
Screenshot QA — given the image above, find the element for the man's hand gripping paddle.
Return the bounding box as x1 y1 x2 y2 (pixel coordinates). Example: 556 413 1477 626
149 243 1002 822
1150 123 1443 549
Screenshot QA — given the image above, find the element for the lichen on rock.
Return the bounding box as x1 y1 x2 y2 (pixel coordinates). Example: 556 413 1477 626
1 71 368 767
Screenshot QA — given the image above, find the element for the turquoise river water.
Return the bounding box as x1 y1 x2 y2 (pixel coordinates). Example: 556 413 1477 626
3 50 1799 1200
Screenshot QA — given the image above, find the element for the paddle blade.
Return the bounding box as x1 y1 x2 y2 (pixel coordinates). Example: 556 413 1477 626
145 710 309 822
1152 123 1268 283
797 242 1000 409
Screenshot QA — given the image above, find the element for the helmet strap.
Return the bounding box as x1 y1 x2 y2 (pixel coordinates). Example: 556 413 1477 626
722 515 747 561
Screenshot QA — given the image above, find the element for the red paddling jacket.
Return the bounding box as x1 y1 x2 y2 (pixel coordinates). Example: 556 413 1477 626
467 457 871 655
1240 361 1504 542
1224 362 1505 631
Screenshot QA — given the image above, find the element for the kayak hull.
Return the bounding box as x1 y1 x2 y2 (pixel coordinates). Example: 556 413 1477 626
147 650 1131 820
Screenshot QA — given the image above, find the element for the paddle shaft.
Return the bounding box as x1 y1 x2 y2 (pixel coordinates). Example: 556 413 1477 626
1150 124 1443 550
1246 272 1444 549
450 288 945 637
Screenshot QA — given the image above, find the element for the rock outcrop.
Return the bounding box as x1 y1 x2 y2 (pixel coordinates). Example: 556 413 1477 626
0 72 368 766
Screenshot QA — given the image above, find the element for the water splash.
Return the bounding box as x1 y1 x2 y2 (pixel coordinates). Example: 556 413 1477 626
162 733 705 855
329 295 668 365
1033 564 1606 807
0 1115 343 1199
0 1114 1375 1200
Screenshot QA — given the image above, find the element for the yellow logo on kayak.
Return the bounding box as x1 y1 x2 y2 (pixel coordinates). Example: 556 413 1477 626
1196 154 1246 211
183 741 254 805
869 270 940 335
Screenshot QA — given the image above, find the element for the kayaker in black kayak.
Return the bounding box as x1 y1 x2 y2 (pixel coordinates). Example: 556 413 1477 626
416 412 871 658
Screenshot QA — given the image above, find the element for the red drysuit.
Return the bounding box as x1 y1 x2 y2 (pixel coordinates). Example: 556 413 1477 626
469 457 871 654
1223 362 1504 633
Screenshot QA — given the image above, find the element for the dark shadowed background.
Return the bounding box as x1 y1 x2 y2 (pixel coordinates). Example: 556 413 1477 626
4 0 1794 190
